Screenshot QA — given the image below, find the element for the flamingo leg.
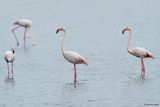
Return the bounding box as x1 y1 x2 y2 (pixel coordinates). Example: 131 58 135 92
26 28 30 37
11 62 14 78
74 64 77 83
26 28 34 43
141 58 145 77
12 25 20 46
7 62 10 78
24 27 27 47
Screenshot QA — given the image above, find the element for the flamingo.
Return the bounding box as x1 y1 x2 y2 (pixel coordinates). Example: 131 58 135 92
4 46 16 78
122 27 154 77
56 27 88 83
12 19 34 46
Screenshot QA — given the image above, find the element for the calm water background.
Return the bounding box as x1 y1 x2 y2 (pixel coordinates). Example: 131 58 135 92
0 0 160 107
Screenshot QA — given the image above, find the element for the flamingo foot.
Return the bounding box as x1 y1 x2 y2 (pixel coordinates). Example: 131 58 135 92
8 74 12 79
74 80 77 83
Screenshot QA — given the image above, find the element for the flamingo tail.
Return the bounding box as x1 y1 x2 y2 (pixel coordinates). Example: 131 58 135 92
146 51 154 59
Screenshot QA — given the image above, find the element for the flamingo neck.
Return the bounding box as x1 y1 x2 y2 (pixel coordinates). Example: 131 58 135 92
61 31 66 54
127 31 132 53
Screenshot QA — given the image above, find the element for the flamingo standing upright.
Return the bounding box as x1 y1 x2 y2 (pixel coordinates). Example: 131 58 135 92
12 19 35 46
56 27 88 83
122 27 154 77
4 46 16 78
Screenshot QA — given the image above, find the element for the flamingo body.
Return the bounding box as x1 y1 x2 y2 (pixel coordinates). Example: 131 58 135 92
14 19 32 27
129 47 154 59
63 51 88 65
4 51 15 63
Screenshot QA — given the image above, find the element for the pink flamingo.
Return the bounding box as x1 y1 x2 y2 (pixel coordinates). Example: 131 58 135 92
122 27 154 77
4 46 16 78
12 19 32 46
56 27 88 83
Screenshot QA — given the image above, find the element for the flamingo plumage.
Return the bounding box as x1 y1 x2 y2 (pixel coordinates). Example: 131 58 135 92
56 27 88 83
122 27 154 77
12 19 35 46
4 47 16 78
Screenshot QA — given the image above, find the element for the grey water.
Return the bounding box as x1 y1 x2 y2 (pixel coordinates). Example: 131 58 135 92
0 0 160 107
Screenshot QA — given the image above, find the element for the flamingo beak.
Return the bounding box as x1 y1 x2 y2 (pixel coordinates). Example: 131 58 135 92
122 29 125 34
56 28 65 34
56 30 59 34
122 27 131 34
13 21 18 25
11 48 15 54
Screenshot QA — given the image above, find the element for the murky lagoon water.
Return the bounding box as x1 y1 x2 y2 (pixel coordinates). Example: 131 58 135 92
0 0 160 107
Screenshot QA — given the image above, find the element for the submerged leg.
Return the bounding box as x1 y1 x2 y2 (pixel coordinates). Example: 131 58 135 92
12 25 20 46
141 58 145 77
74 64 77 83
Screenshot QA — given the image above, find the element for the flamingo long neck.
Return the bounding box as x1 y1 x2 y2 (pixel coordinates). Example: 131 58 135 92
127 31 132 53
61 31 66 54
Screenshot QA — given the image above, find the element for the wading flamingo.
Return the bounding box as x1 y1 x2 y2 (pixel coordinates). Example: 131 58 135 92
4 46 16 78
56 27 88 83
122 27 154 77
12 19 35 46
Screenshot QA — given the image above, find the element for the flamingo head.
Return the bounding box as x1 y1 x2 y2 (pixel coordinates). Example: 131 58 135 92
122 27 131 34
13 20 19 25
56 27 65 34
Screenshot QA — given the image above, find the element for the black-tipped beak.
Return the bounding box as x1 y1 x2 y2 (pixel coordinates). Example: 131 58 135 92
122 27 131 34
122 30 125 34
12 50 15 54
11 48 15 54
56 30 59 34
56 27 65 34
13 21 18 25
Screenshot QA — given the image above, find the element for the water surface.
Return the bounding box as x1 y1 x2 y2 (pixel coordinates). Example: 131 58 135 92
0 0 160 107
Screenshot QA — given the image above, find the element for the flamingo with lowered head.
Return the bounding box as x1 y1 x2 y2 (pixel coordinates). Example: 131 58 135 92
122 27 154 77
56 27 88 83
4 46 16 78
12 19 35 46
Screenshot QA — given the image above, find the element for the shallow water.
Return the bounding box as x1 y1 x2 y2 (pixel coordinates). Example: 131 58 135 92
0 0 160 107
